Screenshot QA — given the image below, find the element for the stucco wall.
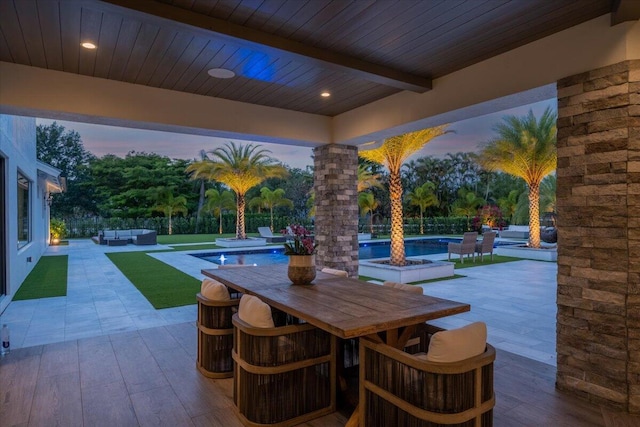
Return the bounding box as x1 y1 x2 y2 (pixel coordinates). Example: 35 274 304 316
0 114 48 314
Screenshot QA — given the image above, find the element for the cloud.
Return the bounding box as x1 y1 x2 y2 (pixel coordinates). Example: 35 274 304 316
36 119 314 169
37 98 555 168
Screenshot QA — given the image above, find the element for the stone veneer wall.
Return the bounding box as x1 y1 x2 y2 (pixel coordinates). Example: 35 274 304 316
313 144 359 276
556 60 639 413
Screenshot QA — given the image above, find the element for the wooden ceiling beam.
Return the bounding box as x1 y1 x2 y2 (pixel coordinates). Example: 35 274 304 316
98 0 432 93
611 0 640 25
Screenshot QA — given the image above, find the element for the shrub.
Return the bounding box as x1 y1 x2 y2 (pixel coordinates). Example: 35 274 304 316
50 218 67 240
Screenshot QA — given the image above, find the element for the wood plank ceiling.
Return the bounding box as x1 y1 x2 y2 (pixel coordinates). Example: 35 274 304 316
0 0 617 116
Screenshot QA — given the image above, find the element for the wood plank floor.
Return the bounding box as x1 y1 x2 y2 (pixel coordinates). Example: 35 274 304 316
1 322 638 427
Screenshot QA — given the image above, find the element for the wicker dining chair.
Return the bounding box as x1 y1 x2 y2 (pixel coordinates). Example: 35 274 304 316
196 280 241 378
320 267 349 277
232 301 337 426
360 324 495 427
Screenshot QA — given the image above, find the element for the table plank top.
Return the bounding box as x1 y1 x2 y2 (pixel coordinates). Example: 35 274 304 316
202 265 469 339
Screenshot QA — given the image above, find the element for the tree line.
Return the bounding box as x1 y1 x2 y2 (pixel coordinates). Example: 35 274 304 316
38 118 555 237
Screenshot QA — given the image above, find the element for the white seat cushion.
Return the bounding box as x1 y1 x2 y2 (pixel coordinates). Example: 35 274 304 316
200 278 230 301
321 267 348 277
238 295 275 328
103 230 116 238
117 230 132 239
424 322 487 363
383 281 423 294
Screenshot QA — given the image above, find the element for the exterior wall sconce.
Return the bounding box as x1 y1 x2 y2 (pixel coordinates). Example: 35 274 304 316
45 193 53 206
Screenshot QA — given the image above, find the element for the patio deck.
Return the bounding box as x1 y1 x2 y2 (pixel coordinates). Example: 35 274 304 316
1 239 639 425
0 321 626 427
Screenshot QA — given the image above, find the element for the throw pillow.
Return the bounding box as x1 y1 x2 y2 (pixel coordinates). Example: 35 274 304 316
238 295 275 328
201 278 230 301
424 322 487 363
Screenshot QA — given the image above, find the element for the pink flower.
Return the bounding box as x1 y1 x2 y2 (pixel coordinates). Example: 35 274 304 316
282 224 317 255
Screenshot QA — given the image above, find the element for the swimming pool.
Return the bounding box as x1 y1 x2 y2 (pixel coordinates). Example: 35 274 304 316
193 238 456 266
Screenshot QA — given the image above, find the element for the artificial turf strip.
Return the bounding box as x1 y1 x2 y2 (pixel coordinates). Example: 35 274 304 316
439 254 520 269
156 234 221 245
410 274 466 285
169 243 223 251
13 255 68 300
106 252 201 309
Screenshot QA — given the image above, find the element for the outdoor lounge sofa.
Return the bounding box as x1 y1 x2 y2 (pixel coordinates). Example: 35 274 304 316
257 226 287 243
97 229 157 245
500 225 529 239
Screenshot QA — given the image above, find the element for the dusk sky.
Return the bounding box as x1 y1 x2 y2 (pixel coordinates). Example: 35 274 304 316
37 98 556 170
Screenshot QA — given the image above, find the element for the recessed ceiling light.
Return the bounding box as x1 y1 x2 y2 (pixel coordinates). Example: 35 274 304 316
320 91 331 98
81 42 96 49
207 68 236 79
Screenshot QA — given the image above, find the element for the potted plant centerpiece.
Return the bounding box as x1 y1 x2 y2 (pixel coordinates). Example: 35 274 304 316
283 224 317 285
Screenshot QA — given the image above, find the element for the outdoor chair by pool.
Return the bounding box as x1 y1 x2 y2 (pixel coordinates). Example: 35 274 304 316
360 322 495 427
475 231 497 262
196 279 240 378
448 231 478 263
233 295 336 426
258 226 287 243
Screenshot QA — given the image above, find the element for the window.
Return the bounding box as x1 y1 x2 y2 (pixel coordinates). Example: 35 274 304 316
17 171 30 248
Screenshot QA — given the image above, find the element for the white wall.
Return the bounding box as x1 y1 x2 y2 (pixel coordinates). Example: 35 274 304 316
0 114 49 314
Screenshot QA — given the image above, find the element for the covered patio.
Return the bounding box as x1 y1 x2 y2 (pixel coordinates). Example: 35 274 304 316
0 321 619 427
1 0 639 423
0 239 628 426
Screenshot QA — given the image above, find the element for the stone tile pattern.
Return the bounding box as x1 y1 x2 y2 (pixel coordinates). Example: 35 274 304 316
313 144 359 276
556 59 640 414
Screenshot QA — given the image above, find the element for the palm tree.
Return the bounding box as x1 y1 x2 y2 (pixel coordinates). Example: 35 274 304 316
540 174 556 214
357 164 382 192
152 187 188 235
193 149 208 233
186 142 287 239
255 187 294 231
451 188 485 229
406 182 438 234
358 192 379 234
479 107 557 248
498 189 520 225
360 126 449 266
306 189 316 218
203 189 235 234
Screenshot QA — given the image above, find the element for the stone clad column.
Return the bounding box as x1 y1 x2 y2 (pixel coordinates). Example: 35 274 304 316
313 144 359 276
556 60 639 413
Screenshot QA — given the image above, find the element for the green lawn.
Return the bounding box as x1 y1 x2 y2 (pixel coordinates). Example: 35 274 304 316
14 255 68 300
439 254 520 269
156 233 222 244
157 233 271 245
106 252 201 309
169 243 223 251
410 274 466 285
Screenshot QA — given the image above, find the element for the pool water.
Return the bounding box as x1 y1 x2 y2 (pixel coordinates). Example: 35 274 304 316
193 238 454 266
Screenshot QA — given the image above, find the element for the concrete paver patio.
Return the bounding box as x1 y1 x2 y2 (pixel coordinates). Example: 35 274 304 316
0 239 557 367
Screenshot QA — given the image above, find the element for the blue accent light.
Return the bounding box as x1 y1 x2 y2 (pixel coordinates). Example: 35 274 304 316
238 48 276 83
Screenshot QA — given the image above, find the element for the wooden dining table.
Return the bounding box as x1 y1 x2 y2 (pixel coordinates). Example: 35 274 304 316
202 264 470 426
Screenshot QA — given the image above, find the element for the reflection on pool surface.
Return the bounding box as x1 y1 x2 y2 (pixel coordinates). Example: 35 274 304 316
193 238 454 266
